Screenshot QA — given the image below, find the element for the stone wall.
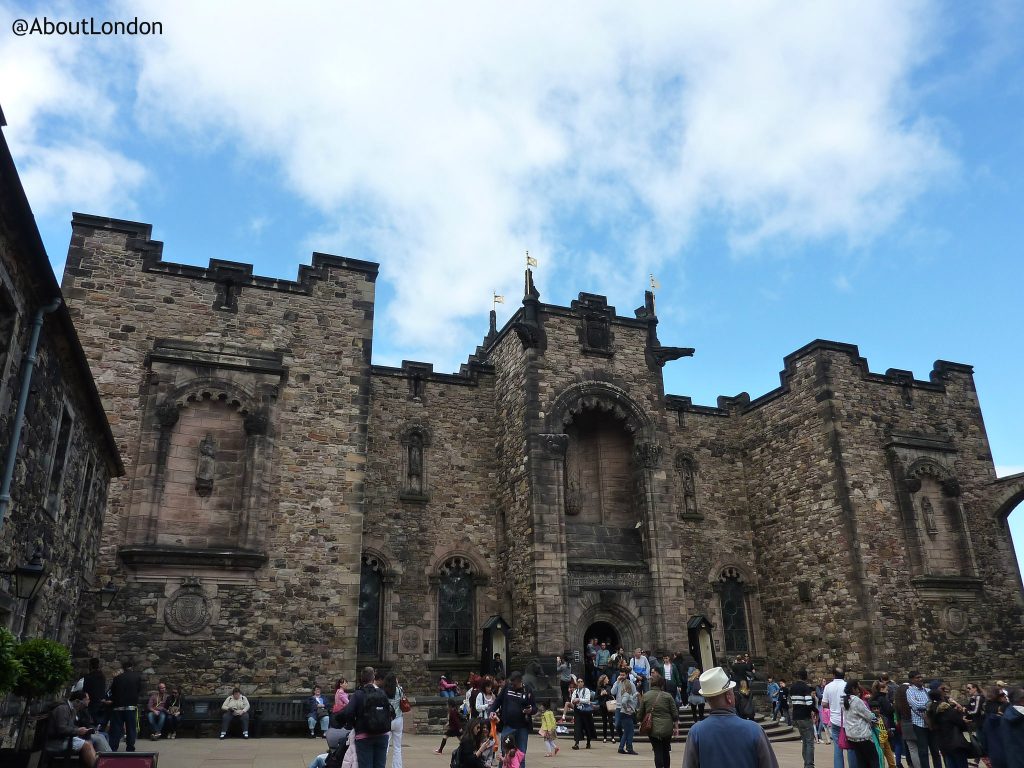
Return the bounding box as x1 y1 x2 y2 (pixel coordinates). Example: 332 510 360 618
362 362 499 691
63 214 376 694
730 341 1024 684
0 231 115 638
60 214 1024 698
0 160 120 745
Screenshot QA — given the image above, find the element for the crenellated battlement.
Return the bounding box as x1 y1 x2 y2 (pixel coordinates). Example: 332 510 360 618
666 339 977 415
69 212 379 296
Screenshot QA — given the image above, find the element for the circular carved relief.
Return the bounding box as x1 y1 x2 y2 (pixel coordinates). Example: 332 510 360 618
165 583 211 635
400 627 421 653
945 606 967 636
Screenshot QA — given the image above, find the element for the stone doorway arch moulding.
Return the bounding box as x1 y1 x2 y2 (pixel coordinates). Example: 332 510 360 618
547 380 656 440
706 559 766 659
574 597 645 657
542 379 680 654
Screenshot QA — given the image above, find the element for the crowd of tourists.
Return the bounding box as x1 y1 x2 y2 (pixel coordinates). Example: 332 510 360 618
814 667 1023 768
435 648 1022 768
47 649 1022 768
43 657 180 767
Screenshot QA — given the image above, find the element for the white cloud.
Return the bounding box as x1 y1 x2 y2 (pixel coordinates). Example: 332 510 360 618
0 1 146 218
5 0 955 368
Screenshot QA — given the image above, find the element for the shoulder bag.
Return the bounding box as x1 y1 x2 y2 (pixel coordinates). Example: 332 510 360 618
639 692 668 736
638 709 653 736
399 686 412 713
838 705 851 750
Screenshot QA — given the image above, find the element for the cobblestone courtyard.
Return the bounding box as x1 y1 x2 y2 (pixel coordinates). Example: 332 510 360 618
136 732 828 768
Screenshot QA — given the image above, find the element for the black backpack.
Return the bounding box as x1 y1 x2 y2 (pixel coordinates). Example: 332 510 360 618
449 744 461 768
357 686 395 735
324 742 347 768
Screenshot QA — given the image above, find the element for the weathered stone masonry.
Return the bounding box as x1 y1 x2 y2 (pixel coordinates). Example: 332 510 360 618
1 122 122 743
65 214 1024 695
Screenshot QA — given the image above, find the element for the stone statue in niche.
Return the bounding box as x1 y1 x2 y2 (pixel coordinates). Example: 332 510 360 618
920 495 938 537
195 433 216 496
407 433 424 493
682 463 698 517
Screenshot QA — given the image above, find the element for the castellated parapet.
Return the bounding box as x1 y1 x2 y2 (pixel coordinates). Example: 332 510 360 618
65 213 1024 695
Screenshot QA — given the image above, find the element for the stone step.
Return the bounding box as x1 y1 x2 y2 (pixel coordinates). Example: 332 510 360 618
541 713 800 744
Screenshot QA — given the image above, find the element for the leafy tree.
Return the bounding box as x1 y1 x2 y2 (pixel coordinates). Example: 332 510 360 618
11 638 72 750
13 638 72 699
0 626 22 694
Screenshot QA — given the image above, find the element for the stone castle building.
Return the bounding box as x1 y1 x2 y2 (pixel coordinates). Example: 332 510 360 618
63 213 1024 694
0 115 121 742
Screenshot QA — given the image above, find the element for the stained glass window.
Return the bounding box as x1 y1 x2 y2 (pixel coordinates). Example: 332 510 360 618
438 559 474 656
357 557 383 657
720 575 749 653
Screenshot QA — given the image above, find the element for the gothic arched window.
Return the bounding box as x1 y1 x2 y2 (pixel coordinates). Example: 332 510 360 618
718 569 750 653
357 555 385 657
438 557 474 656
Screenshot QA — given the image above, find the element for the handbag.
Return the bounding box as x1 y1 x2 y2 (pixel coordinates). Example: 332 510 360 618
838 707 851 750
638 711 653 735
605 699 617 712
962 731 984 758
399 696 412 713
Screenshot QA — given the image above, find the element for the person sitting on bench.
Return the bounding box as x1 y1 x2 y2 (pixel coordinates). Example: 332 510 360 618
307 685 330 737
47 691 98 767
220 687 251 739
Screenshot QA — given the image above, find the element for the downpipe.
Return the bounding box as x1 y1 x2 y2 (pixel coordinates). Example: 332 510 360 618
0 298 62 529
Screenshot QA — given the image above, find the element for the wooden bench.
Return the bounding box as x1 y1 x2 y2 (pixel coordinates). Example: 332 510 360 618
140 695 333 738
172 697 247 738
31 710 80 767
251 699 310 737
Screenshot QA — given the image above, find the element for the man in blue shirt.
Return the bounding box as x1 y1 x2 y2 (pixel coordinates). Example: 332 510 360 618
906 672 934 768
766 677 780 721
630 649 651 694
682 667 779 768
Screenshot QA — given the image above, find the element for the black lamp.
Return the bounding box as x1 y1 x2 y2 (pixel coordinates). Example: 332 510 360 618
97 579 118 609
7 549 47 601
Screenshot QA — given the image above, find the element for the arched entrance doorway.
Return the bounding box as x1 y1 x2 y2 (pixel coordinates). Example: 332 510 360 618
584 621 620 651
582 621 620 684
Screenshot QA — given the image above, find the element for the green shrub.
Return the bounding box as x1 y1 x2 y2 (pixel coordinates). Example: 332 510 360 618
13 637 72 699
0 626 22 694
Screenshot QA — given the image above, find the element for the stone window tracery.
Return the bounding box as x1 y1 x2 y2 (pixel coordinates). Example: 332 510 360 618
718 568 750 653
358 555 386 657
438 556 474 657
45 402 75 516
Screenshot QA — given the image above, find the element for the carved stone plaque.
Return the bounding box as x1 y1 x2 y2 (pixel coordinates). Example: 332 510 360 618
164 580 211 636
568 571 647 590
945 606 967 635
400 627 421 653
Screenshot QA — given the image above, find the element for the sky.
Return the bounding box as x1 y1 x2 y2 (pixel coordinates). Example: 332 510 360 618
1 1 1022 564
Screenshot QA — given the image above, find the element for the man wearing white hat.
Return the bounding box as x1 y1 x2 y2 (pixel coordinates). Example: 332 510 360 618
681 666 779 768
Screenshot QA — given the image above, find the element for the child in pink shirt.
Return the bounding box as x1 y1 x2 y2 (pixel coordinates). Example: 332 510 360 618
502 734 525 768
